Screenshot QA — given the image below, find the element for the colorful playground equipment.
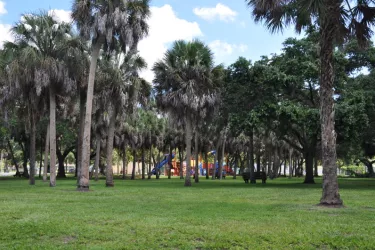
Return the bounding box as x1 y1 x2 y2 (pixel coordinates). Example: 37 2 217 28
152 150 235 177
151 153 175 175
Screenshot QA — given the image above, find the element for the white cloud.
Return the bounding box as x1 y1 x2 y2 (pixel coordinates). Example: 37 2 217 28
193 3 237 22
0 1 7 15
209 40 248 63
0 24 12 49
138 5 203 83
48 9 72 24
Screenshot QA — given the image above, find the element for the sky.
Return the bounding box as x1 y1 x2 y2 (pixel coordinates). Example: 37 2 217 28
0 0 304 82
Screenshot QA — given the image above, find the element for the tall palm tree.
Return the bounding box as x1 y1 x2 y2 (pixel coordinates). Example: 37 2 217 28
72 0 150 191
10 13 75 187
246 0 375 206
153 40 219 186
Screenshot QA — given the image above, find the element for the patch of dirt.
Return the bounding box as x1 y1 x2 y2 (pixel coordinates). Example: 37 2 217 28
62 236 77 244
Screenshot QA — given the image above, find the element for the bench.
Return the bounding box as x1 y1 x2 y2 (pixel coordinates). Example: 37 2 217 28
242 171 267 184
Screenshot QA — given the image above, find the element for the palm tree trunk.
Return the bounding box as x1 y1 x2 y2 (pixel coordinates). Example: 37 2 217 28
29 111 36 185
49 86 57 187
319 3 343 206
105 107 116 187
123 143 127 180
43 125 49 182
184 116 193 186
94 131 101 182
178 146 184 179
78 39 103 191
249 129 255 184
141 146 145 179
205 151 209 179
148 142 152 179
194 129 199 183
76 89 86 183
131 149 136 180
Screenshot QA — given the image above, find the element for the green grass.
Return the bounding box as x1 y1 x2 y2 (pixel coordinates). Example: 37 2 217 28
0 176 374 250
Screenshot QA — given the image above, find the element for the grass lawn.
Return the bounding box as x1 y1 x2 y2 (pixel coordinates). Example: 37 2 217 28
0 176 374 250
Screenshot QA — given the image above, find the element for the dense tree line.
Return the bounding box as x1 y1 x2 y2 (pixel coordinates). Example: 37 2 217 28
0 0 375 207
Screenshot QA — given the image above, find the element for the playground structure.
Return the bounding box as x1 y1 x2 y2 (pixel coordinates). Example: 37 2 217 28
150 150 234 177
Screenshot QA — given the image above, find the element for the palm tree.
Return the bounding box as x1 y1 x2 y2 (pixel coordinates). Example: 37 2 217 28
9 13 75 187
153 40 219 186
246 0 375 206
72 0 150 191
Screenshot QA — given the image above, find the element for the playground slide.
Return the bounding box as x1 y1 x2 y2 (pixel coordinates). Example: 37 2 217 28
151 154 175 175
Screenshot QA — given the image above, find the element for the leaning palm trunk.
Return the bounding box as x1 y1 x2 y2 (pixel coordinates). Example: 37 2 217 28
77 90 86 183
43 125 49 182
319 2 342 206
29 111 36 185
105 107 116 187
49 87 57 187
94 131 101 181
194 130 199 183
184 116 193 186
79 39 103 191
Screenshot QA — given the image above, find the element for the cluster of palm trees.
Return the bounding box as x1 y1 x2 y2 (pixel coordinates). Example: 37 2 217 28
1 0 374 207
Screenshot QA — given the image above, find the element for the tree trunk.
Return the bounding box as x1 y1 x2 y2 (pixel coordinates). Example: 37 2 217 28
249 129 255 184
94 131 101 181
256 149 261 174
303 149 315 184
184 115 193 186
78 39 103 191
289 149 292 179
57 150 66 178
49 86 57 187
123 143 127 180
76 88 86 183
39 139 43 178
131 149 136 180
43 125 49 182
29 111 36 185
219 130 227 180
7 140 21 176
178 146 184 179
319 4 343 206
142 146 145 180
156 151 161 179
167 146 172 179
314 157 319 177
105 107 116 187
205 151 209 179
194 129 199 183
148 141 152 179
365 162 375 177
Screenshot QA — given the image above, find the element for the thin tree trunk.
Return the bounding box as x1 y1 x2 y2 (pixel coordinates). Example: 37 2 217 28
304 147 315 184
318 1 343 206
131 149 136 180
205 151 209 179
29 112 36 185
148 141 152 179
233 153 238 179
289 149 292 179
194 129 199 183
142 146 145 180
123 143 127 180
256 148 261 174
77 89 86 183
49 86 57 187
156 150 161 179
219 130 227 180
39 139 43 178
249 129 255 184
184 116 193 186
78 38 103 191
43 126 49 182
7 140 21 176
178 146 184 179
105 107 116 187
94 131 101 181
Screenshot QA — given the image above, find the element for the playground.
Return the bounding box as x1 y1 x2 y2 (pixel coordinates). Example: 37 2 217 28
0 176 374 249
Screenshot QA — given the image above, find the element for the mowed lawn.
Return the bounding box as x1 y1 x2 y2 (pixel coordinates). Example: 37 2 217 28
0 176 374 250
